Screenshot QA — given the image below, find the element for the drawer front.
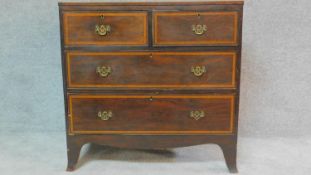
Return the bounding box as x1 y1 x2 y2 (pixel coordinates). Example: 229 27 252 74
67 52 236 88
68 95 234 134
63 12 148 46
154 11 239 46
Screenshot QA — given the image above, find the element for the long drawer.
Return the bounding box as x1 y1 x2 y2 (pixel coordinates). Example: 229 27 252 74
66 52 237 89
68 94 235 135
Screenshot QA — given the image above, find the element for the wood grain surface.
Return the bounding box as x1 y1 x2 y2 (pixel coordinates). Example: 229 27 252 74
67 52 236 88
68 94 234 134
63 12 148 46
154 11 238 46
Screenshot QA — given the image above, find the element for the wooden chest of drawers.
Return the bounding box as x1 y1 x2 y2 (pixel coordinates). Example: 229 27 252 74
59 1 244 173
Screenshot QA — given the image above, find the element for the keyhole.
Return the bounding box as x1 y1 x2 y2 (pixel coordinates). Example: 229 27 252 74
197 13 201 19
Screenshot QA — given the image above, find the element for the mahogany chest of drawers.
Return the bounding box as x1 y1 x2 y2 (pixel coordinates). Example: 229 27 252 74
59 1 244 173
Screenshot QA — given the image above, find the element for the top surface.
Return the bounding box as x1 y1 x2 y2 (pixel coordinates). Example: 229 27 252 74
59 0 244 6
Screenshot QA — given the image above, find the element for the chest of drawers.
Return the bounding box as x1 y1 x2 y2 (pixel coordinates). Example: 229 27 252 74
59 1 244 173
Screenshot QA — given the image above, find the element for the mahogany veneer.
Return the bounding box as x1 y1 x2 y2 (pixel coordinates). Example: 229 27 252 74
59 1 244 173
67 52 236 88
154 11 239 46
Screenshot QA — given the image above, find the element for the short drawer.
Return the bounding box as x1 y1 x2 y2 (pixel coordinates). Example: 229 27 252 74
153 11 239 46
68 94 235 135
66 52 236 89
63 12 148 46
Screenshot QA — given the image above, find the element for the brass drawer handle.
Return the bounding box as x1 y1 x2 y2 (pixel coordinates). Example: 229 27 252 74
95 15 111 36
96 66 112 77
191 66 206 77
98 111 113 121
192 24 207 35
190 110 205 120
95 25 111 36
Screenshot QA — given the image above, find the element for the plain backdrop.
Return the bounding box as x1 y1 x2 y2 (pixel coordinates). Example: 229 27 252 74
1 0 310 137
0 0 311 174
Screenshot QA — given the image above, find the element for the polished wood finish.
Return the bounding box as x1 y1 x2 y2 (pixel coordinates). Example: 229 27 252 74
69 94 234 134
59 1 244 173
63 12 148 46
60 1 244 6
154 11 238 46
67 52 236 88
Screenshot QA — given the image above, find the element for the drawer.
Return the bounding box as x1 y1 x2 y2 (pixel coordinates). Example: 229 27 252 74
66 52 236 88
63 12 148 46
153 11 239 46
68 94 235 134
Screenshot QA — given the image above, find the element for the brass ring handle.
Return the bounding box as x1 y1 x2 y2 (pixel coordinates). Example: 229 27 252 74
95 15 111 36
191 66 206 77
96 66 112 77
98 111 113 121
192 24 207 35
190 110 205 120
95 24 111 36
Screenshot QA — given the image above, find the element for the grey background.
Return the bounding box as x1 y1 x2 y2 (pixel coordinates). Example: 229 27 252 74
1 0 310 137
0 0 311 174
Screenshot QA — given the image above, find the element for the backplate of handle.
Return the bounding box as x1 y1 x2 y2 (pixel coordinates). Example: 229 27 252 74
190 110 205 120
95 15 111 36
192 24 207 35
96 66 112 77
191 66 206 77
98 111 113 121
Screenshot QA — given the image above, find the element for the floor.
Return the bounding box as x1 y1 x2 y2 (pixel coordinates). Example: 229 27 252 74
0 132 310 175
